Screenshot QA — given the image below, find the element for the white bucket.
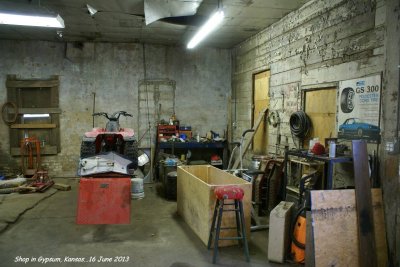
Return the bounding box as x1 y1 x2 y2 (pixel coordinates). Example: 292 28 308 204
138 153 150 167
131 178 145 199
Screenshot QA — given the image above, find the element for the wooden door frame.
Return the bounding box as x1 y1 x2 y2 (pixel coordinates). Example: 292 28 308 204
301 82 339 109
252 69 270 153
301 82 339 148
251 69 270 128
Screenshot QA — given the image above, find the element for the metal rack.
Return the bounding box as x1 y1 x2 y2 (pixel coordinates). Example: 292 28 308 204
283 147 353 198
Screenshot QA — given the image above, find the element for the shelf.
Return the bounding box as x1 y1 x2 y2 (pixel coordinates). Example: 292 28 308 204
156 141 228 173
18 108 61 114
11 145 58 156
11 123 57 129
158 142 226 149
289 158 325 166
284 148 353 190
286 185 300 194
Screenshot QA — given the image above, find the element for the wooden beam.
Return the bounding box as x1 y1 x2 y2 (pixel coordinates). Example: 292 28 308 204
11 123 56 129
18 108 61 114
53 183 71 191
11 145 58 156
232 108 268 170
352 140 377 267
6 80 59 88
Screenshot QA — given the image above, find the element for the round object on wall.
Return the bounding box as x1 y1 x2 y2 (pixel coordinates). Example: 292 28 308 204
267 111 280 128
340 87 355 113
1 101 18 125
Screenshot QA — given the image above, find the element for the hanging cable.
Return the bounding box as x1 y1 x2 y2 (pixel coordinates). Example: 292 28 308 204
142 43 152 146
289 111 311 139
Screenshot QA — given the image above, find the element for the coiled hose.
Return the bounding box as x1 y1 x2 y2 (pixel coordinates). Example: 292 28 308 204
289 111 311 139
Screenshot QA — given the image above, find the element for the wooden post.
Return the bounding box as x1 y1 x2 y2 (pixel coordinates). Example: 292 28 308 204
232 108 268 170
352 140 377 267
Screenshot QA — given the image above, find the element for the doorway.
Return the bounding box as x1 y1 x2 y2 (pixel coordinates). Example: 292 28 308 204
253 70 270 154
303 87 337 147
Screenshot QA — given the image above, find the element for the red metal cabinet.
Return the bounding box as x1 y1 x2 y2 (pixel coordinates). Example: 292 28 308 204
76 178 131 224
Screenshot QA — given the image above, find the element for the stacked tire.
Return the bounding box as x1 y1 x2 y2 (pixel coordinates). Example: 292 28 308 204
80 141 96 158
123 140 138 170
164 171 177 200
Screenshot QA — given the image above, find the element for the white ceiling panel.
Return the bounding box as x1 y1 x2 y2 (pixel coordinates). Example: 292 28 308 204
0 0 309 48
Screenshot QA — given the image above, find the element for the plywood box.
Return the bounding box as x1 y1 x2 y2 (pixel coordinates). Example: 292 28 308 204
177 165 252 247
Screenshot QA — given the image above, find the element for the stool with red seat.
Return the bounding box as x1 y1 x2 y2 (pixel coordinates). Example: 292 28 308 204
207 185 250 263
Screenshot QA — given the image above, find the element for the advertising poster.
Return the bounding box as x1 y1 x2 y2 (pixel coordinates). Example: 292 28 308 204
337 74 381 143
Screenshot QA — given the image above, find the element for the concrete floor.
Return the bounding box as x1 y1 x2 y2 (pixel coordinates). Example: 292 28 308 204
0 178 294 267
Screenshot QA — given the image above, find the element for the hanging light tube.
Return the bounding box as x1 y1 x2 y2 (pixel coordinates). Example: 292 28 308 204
86 4 98 17
0 12 65 28
187 9 224 49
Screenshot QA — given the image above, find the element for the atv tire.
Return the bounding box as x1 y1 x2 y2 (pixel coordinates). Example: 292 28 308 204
80 141 96 159
124 141 138 169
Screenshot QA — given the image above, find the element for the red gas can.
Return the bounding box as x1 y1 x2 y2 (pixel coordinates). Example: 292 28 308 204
76 178 131 224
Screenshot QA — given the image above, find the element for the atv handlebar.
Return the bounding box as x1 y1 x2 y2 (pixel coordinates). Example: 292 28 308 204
92 112 110 119
92 111 133 121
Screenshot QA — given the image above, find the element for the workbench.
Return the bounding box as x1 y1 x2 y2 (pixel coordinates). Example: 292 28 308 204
283 148 353 193
158 141 228 167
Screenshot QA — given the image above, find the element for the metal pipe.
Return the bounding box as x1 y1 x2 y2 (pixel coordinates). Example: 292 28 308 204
92 92 96 128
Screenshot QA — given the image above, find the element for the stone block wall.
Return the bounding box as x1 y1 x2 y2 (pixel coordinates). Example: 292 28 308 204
0 41 231 177
231 0 399 264
231 0 385 159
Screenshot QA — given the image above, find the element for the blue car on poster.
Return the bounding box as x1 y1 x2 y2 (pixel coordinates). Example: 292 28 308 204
339 118 380 138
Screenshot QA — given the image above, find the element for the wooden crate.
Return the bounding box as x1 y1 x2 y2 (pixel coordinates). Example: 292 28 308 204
177 165 252 247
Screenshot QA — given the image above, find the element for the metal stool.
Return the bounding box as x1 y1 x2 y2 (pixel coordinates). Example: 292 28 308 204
207 185 250 263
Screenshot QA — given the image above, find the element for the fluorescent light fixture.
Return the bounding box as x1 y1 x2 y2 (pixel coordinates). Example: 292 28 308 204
23 114 50 118
0 12 64 28
86 4 98 17
187 9 224 49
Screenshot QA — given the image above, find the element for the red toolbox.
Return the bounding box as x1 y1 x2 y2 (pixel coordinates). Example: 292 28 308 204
76 177 131 224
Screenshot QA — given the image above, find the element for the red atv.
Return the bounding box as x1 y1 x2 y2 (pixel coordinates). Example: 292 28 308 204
80 111 138 169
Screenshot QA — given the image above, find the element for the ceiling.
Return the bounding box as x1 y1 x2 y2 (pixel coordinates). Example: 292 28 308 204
0 0 309 49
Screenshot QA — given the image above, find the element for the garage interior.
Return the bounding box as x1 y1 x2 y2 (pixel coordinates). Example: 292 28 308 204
0 0 399 266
